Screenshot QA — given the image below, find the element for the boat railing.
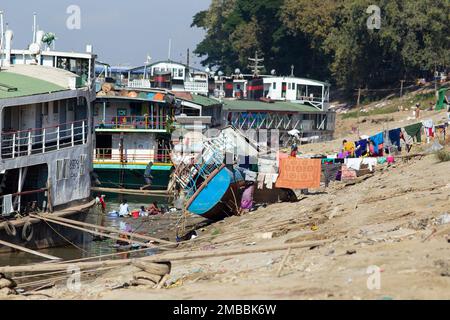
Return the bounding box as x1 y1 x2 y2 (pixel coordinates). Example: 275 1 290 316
95 116 167 131
94 148 172 164
183 81 209 94
1 120 88 160
127 79 151 89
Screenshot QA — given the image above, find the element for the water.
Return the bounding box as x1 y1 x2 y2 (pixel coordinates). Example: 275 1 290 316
0 193 177 267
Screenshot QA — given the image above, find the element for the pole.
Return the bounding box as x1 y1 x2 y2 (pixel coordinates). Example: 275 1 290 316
400 80 405 98
0 10 4 70
0 239 61 261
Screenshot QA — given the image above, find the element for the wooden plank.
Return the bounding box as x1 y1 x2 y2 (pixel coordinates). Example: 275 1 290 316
29 214 154 249
0 240 61 261
35 214 176 245
0 240 329 274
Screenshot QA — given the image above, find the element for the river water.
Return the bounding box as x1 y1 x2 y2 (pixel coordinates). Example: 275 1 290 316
0 193 184 267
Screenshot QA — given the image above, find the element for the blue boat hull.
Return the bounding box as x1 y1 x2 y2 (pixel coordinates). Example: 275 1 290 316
186 165 244 220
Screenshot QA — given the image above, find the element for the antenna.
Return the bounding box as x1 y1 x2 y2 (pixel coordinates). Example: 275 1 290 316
168 39 172 61
291 65 295 77
187 48 190 69
248 51 264 77
0 11 4 70
32 12 37 44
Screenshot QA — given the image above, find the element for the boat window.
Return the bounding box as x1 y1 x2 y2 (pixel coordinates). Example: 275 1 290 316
273 82 276 90
53 101 59 114
43 103 49 116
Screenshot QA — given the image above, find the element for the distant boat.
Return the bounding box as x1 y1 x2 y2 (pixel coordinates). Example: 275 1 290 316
185 165 244 220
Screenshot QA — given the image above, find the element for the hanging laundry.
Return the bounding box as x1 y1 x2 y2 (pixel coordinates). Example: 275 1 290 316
369 132 384 154
404 123 423 143
362 157 378 172
355 139 368 158
322 163 342 187
341 165 357 182
344 158 362 171
388 128 402 150
276 158 322 189
257 173 265 190
2 194 13 216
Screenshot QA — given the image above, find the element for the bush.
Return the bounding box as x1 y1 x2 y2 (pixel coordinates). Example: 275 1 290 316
435 149 450 162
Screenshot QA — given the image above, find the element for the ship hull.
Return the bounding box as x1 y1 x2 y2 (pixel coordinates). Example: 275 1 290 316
0 199 93 254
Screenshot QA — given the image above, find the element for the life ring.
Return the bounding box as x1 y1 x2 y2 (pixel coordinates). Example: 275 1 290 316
4 221 17 237
22 221 34 242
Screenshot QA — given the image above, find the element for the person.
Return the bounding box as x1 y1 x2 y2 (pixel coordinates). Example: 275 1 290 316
342 140 356 158
290 142 298 157
415 103 421 119
139 206 148 217
119 199 130 217
240 181 255 214
147 201 161 216
142 162 154 190
368 140 378 157
99 195 106 214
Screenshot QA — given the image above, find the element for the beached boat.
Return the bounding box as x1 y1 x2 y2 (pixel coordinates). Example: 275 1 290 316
185 164 244 220
0 14 97 252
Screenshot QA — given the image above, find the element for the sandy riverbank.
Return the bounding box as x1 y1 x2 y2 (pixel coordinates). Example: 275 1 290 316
3 99 450 300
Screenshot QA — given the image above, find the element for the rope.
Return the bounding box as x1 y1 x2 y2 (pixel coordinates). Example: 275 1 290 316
42 220 89 254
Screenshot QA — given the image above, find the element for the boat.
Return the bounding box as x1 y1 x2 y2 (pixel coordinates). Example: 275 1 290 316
92 86 175 190
0 13 96 252
185 164 244 220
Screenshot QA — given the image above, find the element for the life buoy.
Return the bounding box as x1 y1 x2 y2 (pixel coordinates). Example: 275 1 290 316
4 221 16 237
22 221 34 242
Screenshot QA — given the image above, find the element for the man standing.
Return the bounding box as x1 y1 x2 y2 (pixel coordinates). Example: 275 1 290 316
142 162 154 190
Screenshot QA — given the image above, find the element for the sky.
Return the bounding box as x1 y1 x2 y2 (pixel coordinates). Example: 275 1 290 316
1 0 211 67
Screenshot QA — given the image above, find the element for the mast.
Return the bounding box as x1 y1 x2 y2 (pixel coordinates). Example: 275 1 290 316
248 51 264 77
0 10 4 70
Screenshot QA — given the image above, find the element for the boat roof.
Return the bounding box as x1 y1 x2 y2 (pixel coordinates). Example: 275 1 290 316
0 65 74 100
174 92 222 108
222 99 324 113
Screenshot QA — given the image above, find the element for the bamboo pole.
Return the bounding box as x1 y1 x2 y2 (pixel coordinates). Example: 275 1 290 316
0 240 61 261
0 240 328 274
33 214 176 245
29 214 153 249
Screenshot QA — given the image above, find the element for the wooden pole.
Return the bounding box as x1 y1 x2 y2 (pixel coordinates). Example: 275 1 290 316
29 214 154 249
0 240 328 274
0 239 61 261
400 80 405 98
33 213 176 245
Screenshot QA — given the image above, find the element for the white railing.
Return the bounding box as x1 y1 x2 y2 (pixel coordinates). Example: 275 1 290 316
184 81 208 94
1 120 88 159
127 79 152 89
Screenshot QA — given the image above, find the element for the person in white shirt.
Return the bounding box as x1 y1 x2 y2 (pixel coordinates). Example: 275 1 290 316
119 200 130 217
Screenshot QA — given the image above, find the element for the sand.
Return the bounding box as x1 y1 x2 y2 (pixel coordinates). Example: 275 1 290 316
5 106 450 301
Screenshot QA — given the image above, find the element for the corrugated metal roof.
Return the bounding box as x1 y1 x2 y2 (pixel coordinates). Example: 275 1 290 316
190 94 222 107
0 72 67 100
223 100 322 113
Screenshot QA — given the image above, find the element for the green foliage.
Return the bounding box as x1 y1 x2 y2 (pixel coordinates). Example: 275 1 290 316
191 0 450 91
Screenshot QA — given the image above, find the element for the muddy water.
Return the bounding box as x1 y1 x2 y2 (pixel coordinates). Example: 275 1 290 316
0 193 190 267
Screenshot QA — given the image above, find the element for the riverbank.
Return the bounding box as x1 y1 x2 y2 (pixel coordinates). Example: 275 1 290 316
5 146 449 300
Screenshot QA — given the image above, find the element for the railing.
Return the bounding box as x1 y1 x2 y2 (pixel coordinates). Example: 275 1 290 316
96 116 167 131
94 148 172 164
0 188 48 217
1 120 88 160
127 79 152 89
184 81 208 94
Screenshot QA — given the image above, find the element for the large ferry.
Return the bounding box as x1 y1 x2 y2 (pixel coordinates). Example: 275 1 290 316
0 13 97 252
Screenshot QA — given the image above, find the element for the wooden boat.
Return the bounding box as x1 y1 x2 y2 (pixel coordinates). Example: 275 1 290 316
185 164 244 220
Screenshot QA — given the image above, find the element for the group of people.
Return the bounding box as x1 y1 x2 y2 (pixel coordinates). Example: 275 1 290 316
119 199 162 217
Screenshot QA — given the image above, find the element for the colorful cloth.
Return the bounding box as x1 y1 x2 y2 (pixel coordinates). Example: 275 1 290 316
343 141 356 157
388 128 402 150
355 139 368 158
322 163 342 187
241 185 255 210
276 158 322 190
362 157 378 171
341 165 357 181
370 133 384 153
404 123 423 143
